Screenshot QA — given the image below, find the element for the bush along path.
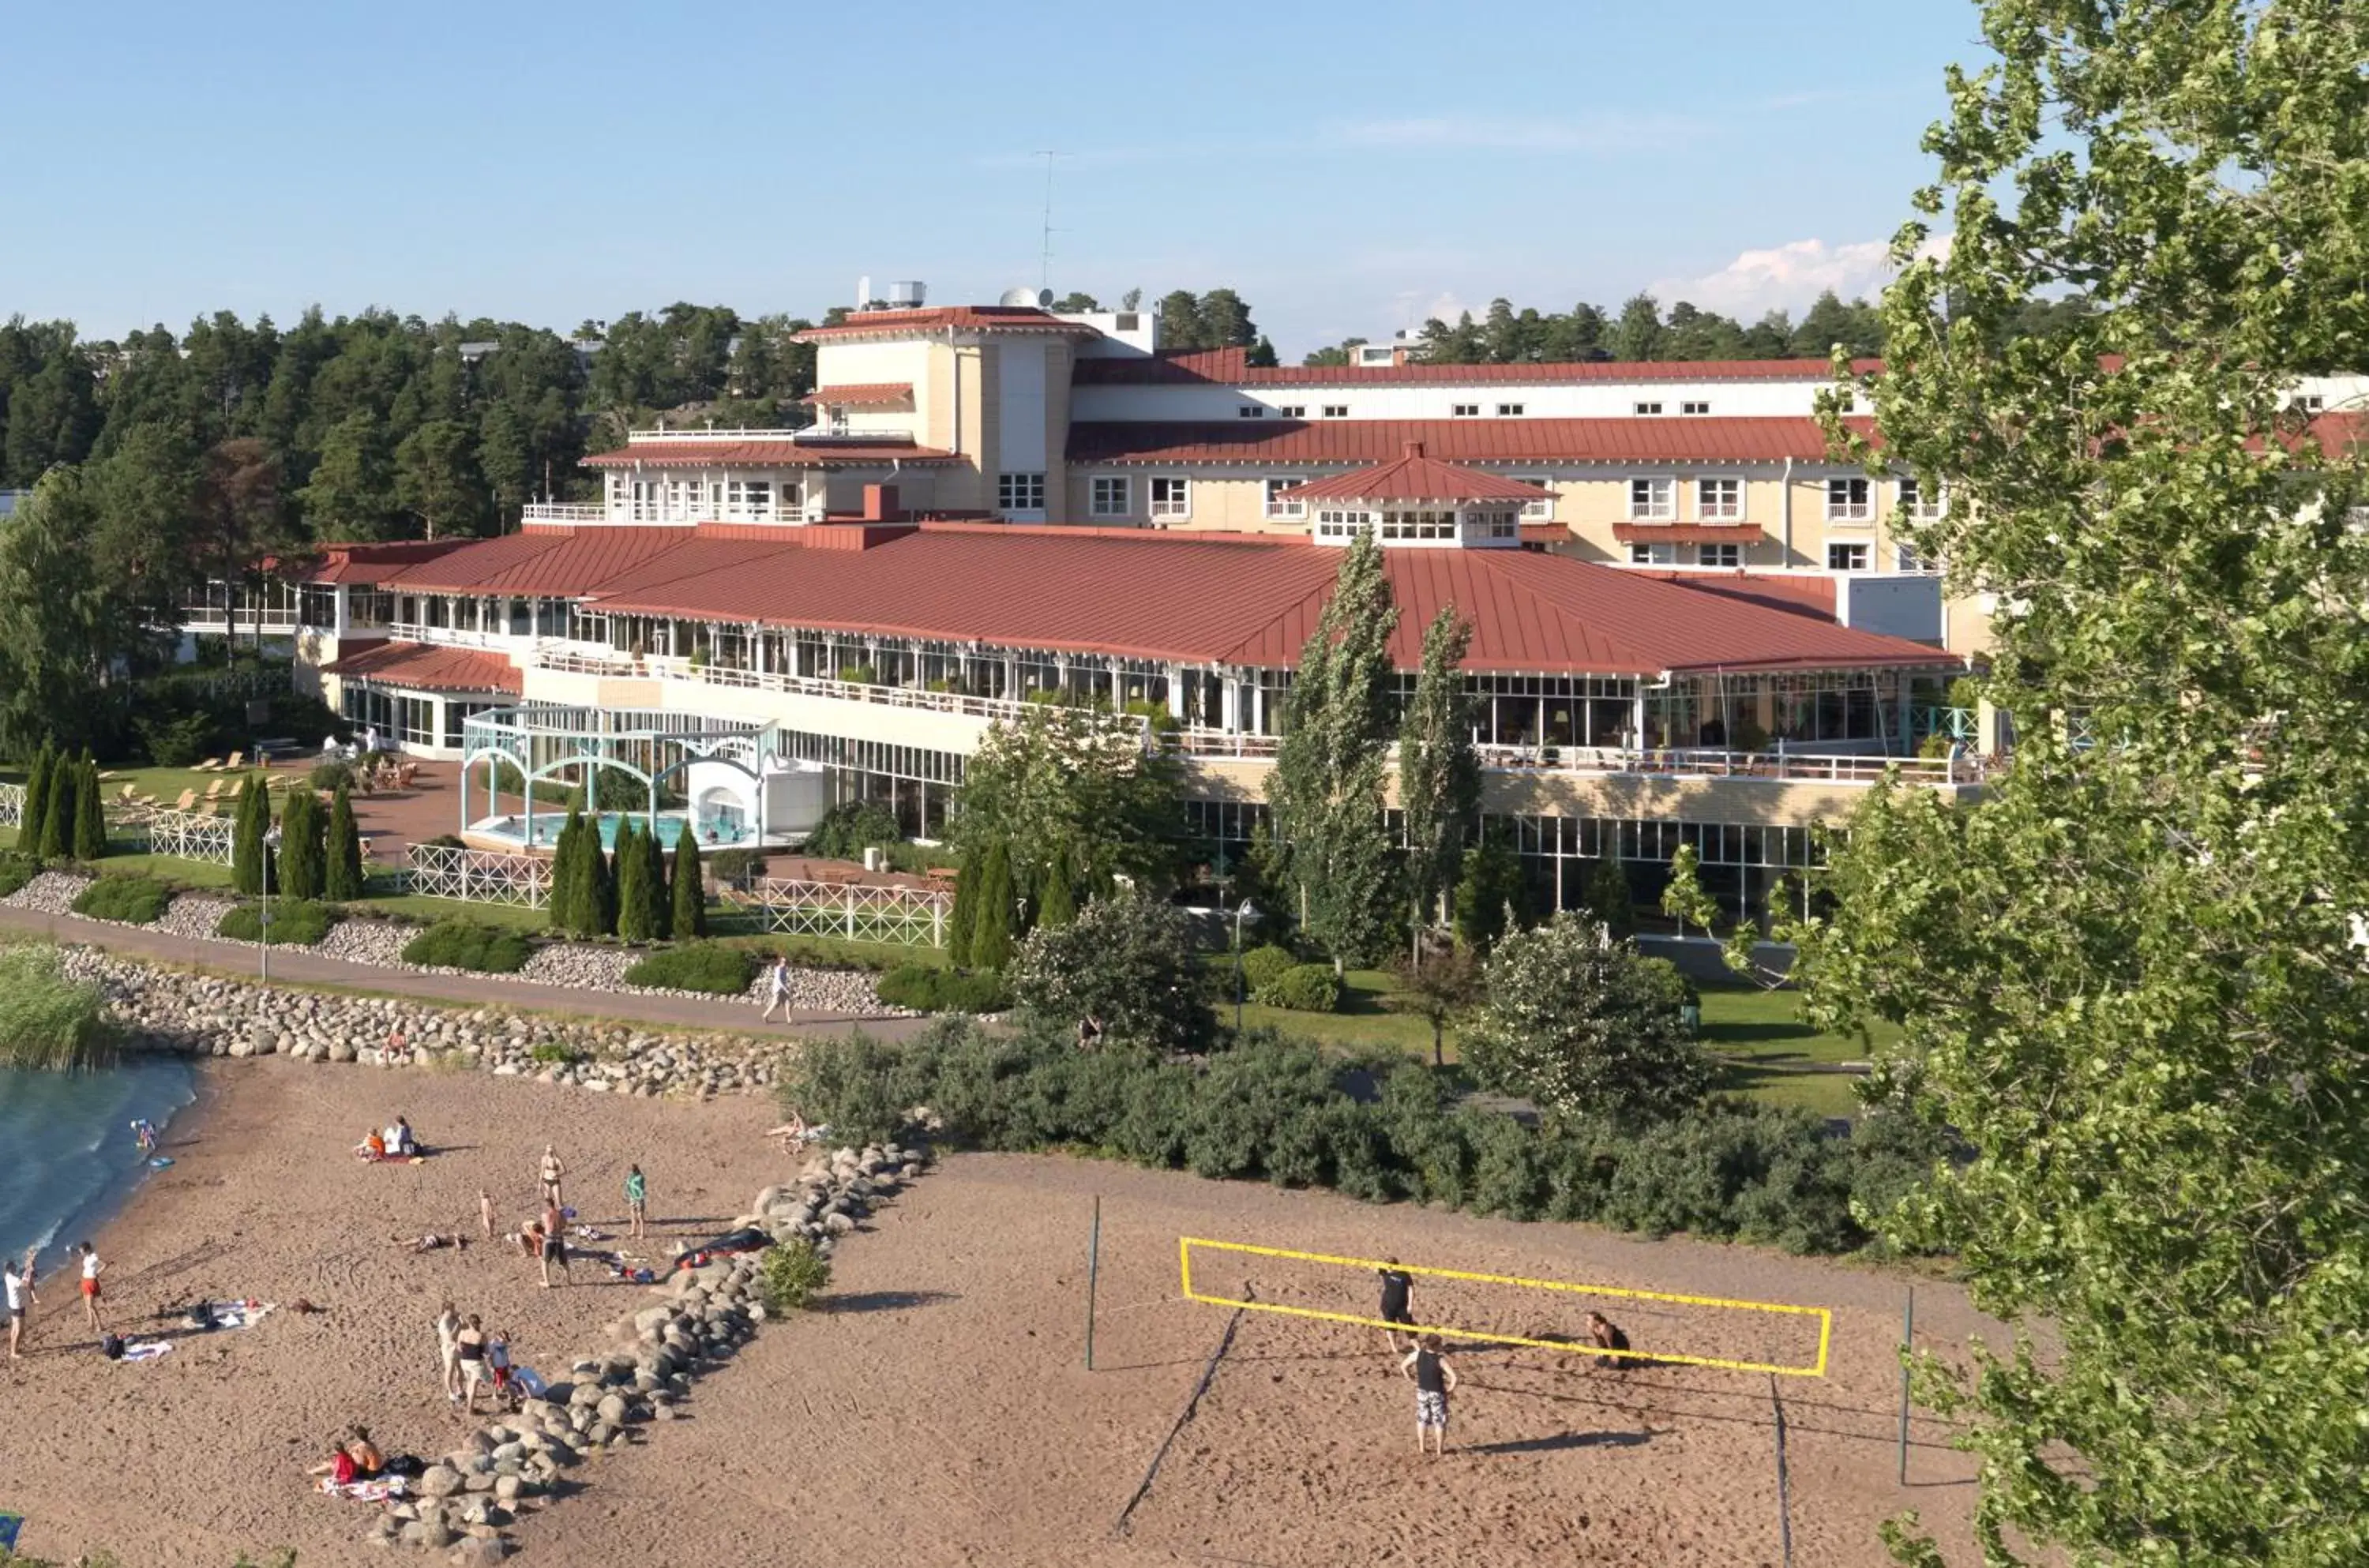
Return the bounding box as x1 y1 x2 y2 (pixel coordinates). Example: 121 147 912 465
360 1141 930 1559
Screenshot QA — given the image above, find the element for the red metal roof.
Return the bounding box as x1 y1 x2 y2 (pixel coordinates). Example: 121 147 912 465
1069 417 1872 467
390 523 1952 677
321 642 522 695
792 307 1100 342
277 540 473 585
1072 348 1878 387
380 527 694 594
1279 444 1553 504
580 438 959 468
800 383 914 406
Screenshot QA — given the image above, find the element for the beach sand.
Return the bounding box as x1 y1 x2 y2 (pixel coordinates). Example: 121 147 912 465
0 1067 1985 1567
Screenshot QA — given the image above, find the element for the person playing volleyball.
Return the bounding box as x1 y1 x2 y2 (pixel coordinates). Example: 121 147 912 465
1400 1333 1459 1455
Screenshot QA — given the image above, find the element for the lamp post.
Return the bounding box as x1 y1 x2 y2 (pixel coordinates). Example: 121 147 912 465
1232 897 1260 1034
259 825 283 984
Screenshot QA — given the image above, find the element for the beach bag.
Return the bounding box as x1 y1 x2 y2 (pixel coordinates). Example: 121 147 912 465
101 1334 124 1360
383 1454 426 1479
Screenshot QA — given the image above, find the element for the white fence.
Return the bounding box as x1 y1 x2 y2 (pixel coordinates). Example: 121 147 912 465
0 782 20 829
145 808 238 865
719 876 950 947
404 842 552 907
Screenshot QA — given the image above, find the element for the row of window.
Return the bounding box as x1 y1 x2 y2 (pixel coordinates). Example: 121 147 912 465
1621 541 1923 571
1626 475 1943 524
1312 509 1521 543
1230 399 1733 421
1064 473 1944 526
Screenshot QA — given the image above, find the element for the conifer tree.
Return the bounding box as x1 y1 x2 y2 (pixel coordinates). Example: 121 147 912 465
548 809 582 932
19 744 52 853
969 837 1017 970
1398 607 1481 940
278 788 324 902
231 774 266 895
1035 844 1077 929
614 818 649 942
669 819 707 940
36 748 75 861
324 780 364 901
642 819 670 940
587 827 618 938
945 841 980 966
72 757 106 861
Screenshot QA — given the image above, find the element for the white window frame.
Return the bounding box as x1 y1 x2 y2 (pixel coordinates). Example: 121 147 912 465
1514 475 1556 520
1320 404 1349 418
1496 402 1525 416
1827 542 1870 572
1696 542 1741 568
997 471 1046 513
1627 476 1676 521
1237 404 1266 418
1149 476 1191 520
1263 477 1306 520
1896 476 1944 523
1695 476 1742 522
1825 476 1873 523
1681 400 1710 415
1089 475 1131 518
1451 403 1479 417
1634 400 1664 415
1278 404 1306 418
1628 542 1676 565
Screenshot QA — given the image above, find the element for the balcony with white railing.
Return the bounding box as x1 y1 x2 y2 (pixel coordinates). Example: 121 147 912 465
528 647 1102 730
389 621 528 651
519 502 608 524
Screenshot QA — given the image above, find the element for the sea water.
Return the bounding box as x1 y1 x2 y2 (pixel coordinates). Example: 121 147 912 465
0 1059 197 1270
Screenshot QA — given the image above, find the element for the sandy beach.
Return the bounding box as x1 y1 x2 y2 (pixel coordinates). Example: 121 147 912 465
0 1063 1984 1566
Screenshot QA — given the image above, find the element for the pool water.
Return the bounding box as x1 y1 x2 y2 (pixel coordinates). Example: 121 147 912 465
475 810 757 850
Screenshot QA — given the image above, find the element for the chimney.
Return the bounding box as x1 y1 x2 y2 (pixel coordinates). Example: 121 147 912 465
1401 440 1426 460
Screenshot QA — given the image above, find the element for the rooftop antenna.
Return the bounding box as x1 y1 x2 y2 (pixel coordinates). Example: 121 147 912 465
1034 150 1066 289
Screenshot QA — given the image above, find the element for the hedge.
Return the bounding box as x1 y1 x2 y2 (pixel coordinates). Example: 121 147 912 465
0 852 36 900
1256 962 1342 1012
622 942 756 993
876 965 1012 1015
783 1018 1953 1256
401 919 534 973
72 874 175 925
217 899 337 946
1237 943 1299 996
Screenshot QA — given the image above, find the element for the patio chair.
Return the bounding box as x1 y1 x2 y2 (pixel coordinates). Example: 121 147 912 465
223 750 244 771
171 790 197 812
202 780 226 801
195 800 222 818
194 756 222 772
115 783 138 805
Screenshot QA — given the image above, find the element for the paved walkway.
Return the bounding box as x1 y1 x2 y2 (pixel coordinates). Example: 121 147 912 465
0 905 931 1041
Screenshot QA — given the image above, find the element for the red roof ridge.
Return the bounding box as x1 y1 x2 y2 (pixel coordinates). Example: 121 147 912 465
1072 351 1879 388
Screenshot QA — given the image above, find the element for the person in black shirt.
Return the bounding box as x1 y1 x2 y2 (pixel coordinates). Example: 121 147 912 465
1586 1310 1634 1373
1399 1333 1459 1455
1376 1259 1416 1352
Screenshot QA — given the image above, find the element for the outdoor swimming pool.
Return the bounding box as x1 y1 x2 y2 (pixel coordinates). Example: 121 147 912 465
470 809 758 851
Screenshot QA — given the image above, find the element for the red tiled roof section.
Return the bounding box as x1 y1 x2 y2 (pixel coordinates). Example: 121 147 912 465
792 306 1101 341
276 540 472 584
321 642 522 695
1280 445 1551 505
800 383 914 406
1069 417 1873 467
381 527 695 594
580 439 959 468
1072 350 1876 387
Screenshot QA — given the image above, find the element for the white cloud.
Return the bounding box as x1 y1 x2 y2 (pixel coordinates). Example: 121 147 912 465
1650 237 1905 318
1328 114 1701 154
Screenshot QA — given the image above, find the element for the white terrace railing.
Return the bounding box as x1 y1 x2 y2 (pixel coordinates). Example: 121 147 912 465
530 648 1109 732
0 782 21 828
389 621 524 651
404 842 552 907
1176 732 1976 786
145 808 238 865
718 876 951 948
519 502 609 524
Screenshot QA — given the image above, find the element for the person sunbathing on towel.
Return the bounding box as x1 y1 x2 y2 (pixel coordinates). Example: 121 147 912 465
392 1232 467 1254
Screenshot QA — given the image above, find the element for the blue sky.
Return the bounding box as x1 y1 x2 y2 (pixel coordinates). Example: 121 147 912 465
2 0 1986 357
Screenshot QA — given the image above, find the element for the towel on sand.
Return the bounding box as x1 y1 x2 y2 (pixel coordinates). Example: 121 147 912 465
317 1477 406 1502
121 1341 173 1362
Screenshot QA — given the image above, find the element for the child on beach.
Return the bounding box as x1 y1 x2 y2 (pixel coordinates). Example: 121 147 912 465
478 1189 494 1239
74 1243 105 1336
624 1165 648 1239
5 1250 34 1360
130 1119 158 1155
487 1329 516 1409
357 1127 387 1161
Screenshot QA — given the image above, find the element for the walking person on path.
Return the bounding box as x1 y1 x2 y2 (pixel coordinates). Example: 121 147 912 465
759 956 794 1024
73 1243 106 1337
624 1165 648 1240
1377 1259 1416 1354
436 1300 462 1402
537 1144 565 1210
1400 1334 1459 1457
5 1250 35 1361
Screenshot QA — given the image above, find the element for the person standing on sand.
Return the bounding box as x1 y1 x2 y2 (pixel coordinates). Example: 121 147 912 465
759 956 794 1024
455 1315 489 1412
539 1200 572 1289
1377 1258 1417 1354
1400 1333 1459 1456
73 1243 105 1336
624 1165 648 1239
436 1300 462 1402
538 1144 565 1210
5 1251 34 1360
478 1189 494 1240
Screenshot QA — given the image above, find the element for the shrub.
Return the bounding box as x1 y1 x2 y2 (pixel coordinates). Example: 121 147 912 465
876 964 1012 1014
216 899 336 946
710 847 764 888
622 942 755 993
307 760 353 793
136 711 217 767
802 800 899 862
1006 891 1213 1052
402 919 533 973
758 1239 832 1313
0 852 36 898
1256 962 1342 1013
72 874 174 925
0 943 119 1069
1237 943 1299 996
528 1041 584 1066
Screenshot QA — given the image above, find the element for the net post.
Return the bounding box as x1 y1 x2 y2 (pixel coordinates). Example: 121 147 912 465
1084 1195 1102 1371
1770 1372 1794 1568
1897 1284 1915 1486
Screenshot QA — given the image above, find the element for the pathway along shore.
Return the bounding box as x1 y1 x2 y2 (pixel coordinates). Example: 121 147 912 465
0 903 934 1041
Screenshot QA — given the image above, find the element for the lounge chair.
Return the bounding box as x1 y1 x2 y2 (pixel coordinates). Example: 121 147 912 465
115 783 138 805
194 757 222 772
202 780 226 801
195 800 222 819
396 763 419 790
223 750 243 771
171 789 197 812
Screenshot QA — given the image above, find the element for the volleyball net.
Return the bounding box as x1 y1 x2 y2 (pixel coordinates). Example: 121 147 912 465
1179 1236 1831 1378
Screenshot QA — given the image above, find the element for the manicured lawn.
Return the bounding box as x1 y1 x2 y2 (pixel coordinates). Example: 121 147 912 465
351 891 550 931
712 928 950 971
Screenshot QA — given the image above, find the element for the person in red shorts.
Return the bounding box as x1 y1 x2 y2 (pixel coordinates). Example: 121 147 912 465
73 1242 106 1336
